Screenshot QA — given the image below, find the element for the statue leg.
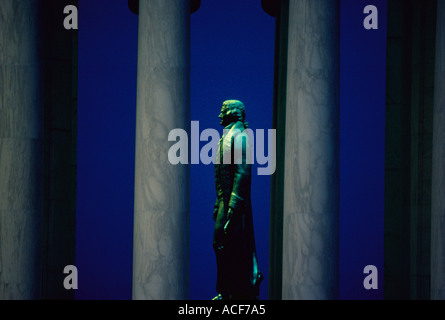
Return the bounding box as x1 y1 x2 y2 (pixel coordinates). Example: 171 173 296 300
213 200 230 298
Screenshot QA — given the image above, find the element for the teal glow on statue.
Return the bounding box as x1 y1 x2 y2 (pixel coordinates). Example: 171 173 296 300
212 100 263 300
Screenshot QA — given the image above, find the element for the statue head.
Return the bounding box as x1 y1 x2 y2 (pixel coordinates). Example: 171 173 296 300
218 100 248 127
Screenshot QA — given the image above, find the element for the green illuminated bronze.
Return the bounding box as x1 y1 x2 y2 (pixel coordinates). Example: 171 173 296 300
212 100 263 300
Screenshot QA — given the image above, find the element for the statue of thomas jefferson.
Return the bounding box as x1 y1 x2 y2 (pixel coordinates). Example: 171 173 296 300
212 100 263 300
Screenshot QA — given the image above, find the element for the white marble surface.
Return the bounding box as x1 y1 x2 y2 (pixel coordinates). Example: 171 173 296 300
0 0 42 299
431 0 445 300
282 0 339 299
133 0 190 299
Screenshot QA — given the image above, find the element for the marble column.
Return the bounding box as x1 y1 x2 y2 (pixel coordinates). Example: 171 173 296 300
133 0 191 299
431 0 445 300
0 0 43 299
265 0 289 300
282 0 339 299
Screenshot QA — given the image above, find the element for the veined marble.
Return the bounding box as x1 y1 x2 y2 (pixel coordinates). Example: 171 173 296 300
282 0 339 300
431 0 445 300
133 0 191 300
0 0 42 299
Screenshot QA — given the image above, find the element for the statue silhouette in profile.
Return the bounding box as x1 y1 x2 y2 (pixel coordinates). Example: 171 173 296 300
212 100 263 300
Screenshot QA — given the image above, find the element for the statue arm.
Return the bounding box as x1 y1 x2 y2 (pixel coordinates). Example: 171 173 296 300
214 141 222 220
228 132 251 210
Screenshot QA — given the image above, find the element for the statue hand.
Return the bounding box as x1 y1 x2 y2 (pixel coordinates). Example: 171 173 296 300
223 208 234 234
213 206 218 221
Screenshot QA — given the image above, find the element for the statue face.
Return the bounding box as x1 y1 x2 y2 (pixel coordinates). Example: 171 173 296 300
218 100 245 127
218 104 233 127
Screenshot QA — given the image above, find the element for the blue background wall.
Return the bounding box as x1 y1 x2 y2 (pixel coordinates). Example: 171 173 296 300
76 1 138 299
76 0 386 300
340 0 386 299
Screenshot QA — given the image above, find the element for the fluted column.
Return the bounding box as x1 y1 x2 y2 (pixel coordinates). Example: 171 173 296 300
431 0 445 300
0 0 43 299
132 0 191 299
282 0 339 299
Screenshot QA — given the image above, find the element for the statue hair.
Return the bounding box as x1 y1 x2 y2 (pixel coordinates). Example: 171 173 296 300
222 100 249 128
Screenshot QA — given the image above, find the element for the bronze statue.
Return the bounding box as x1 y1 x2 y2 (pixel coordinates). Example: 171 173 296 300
212 100 263 300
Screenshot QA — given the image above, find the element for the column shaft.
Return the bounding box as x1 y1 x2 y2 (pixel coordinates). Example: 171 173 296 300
269 0 289 300
282 0 339 299
0 0 43 299
133 0 191 299
431 0 445 300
